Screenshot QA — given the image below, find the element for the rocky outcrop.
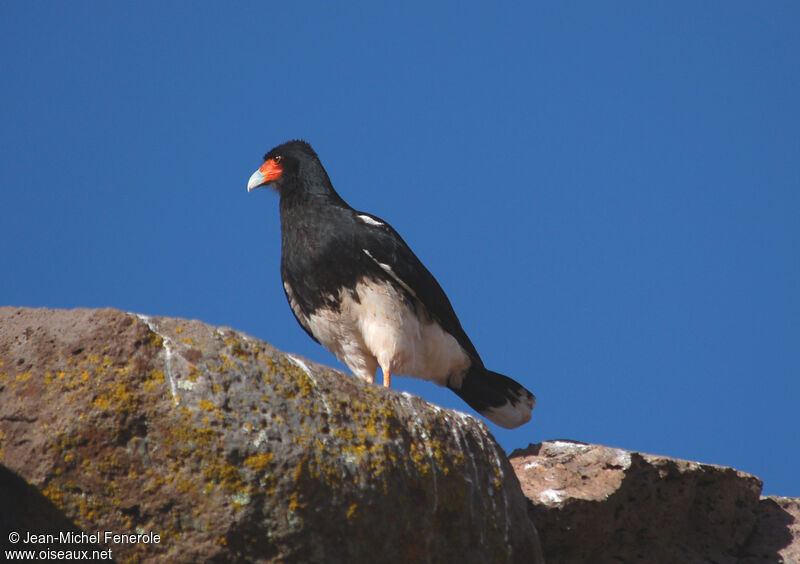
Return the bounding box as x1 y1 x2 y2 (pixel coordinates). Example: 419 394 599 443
510 440 799 563
742 496 800 563
3 306 797 564
0 307 542 563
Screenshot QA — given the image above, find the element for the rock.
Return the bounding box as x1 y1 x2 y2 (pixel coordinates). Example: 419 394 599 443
741 496 800 563
510 440 799 563
0 306 542 563
0 463 109 557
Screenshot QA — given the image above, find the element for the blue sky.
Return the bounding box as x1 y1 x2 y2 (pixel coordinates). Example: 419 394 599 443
2 3 797 496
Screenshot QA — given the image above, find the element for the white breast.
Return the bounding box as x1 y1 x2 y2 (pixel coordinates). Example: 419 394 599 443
298 278 470 386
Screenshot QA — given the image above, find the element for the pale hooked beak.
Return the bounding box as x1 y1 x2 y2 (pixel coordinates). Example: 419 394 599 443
247 169 265 192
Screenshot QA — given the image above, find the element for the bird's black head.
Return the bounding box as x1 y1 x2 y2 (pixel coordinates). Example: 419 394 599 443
247 140 337 200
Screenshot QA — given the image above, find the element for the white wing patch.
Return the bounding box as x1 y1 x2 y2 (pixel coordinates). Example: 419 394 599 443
356 214 384 227
362 248 417 299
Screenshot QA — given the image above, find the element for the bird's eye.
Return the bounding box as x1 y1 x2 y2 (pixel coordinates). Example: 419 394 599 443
273 156 283 163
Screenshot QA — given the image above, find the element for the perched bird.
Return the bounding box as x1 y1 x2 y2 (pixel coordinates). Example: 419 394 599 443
247 140 535 428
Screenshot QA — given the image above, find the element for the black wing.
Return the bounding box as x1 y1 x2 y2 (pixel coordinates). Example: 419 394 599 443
279 274 321 344
352 211 483 366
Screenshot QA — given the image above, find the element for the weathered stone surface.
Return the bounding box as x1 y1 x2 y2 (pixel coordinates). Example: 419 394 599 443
510 440 799 564
741 496 800 563
0 306 542 563
0 463 109 557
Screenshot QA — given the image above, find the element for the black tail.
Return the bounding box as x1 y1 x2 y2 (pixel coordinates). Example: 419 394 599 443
448 367 536 429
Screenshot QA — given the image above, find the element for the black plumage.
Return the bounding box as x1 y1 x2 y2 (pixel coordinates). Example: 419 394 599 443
247 140 535 428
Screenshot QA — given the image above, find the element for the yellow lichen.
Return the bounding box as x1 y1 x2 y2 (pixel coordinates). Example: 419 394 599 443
167 421 216 451
288 492 302 512
148 330 164 348
220 354 237 369
143 369 165 393
243 452 274 472
176 476 197 493
91 382 137 414
202 459 244 494
198 399 215 411
41 483 65 508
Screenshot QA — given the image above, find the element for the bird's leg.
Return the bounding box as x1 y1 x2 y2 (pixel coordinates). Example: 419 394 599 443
382 368 391 388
